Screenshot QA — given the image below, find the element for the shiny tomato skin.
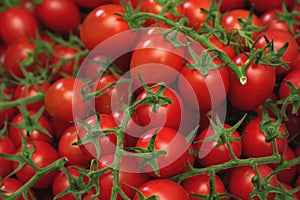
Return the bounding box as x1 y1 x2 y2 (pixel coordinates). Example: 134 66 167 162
228 53 276 111
13 82 50 112
80 4 133 51
73 0 110 8
134 86 183 131
58 124 91 166
52 165 86 200
0 7 38 45
35 0 81 34
8 110 53 147
45 77 87 122
130 31 184 86
259 9 291 33
3 37 35 78
279 69 300 115
217 0 247 13
133 179 189 200
13 141 60 189
254 29 298 74
0 137 16 179
135 127 189 178
242 118 288 158
229 165 278 200
248 0 293 12
195 124 242 167
181 173 226 200
77 114 118 160
93 154 150 200
0 178 36 200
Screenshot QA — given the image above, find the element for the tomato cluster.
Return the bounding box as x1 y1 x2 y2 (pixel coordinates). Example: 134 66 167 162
0 0 300 199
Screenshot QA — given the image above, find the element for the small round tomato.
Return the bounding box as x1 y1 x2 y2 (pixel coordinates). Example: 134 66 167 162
45 77 87 122
181 173 226 200
73 0 109 8
0 85 16 129
35 0 81 34
58 124 91 166
133 179 189 200
77 114 118 160
279 69 300 115
8 110 53 147
92 154 150 200
0 137 16 179
0 177 36 200
259 9 292 33
229 165 278 200
134 86 184 132
269 146 297 184
0 7 38 45
217 0 247 13
135 127 189 178
242 118 288 158
195 124 242 167
52 165 86 200
80 4 133 52
228 53 276 111
13 82 50 112
248 0 294 12
254 29 298 74
13 141 60 189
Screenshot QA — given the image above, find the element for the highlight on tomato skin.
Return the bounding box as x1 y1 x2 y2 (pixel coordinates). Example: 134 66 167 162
0 0 300 199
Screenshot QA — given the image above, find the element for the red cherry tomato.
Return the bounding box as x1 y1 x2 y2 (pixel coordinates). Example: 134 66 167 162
0 178 36 200
0 137 16 179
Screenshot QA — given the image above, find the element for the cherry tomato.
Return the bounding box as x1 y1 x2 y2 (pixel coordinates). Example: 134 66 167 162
181 173 226 200
195 124 242 167
0 85 17 129
254 29 298 74
8 110 53 147
0 137 16 178
45 77 87 122
135 127 189 178
13 141 60 189
0 7 38 45
0 178 36 200
228 53 276 111
133 179 189 200
229 165 278 200
73 0 110 8
58 123 91 166
242 118 288 158
217 0 247 13
35 0 81 34
77 114 118 160
248 0 293 12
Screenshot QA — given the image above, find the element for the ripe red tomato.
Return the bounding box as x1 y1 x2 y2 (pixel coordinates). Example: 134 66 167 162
242 118 288 158
80 4 133 52
279 69 300 115
229 165 278 200
0 177 36 200
58 123 91 166
0 137 16 178
0 85 17 129
181 173 226 200
269 146 297 184
8 110 53 147
182 0 212 30
73 0 109 8
52 165 86 200
217 0 247 13
0 7 38 45
228 53 276 111
13 82 50 112
77 114 118 160
133 179 189 200
35 0 81 34
135 127 189 178
194 124 242 167
254 29 299 74
45 77 87 122
248 0 294 12
50 45 82 81
130 30 184 86
13 141 60 189
134 86 183 131
92 154 150 200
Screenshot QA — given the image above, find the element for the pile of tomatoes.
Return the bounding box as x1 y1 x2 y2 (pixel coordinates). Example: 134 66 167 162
0 0 300 199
